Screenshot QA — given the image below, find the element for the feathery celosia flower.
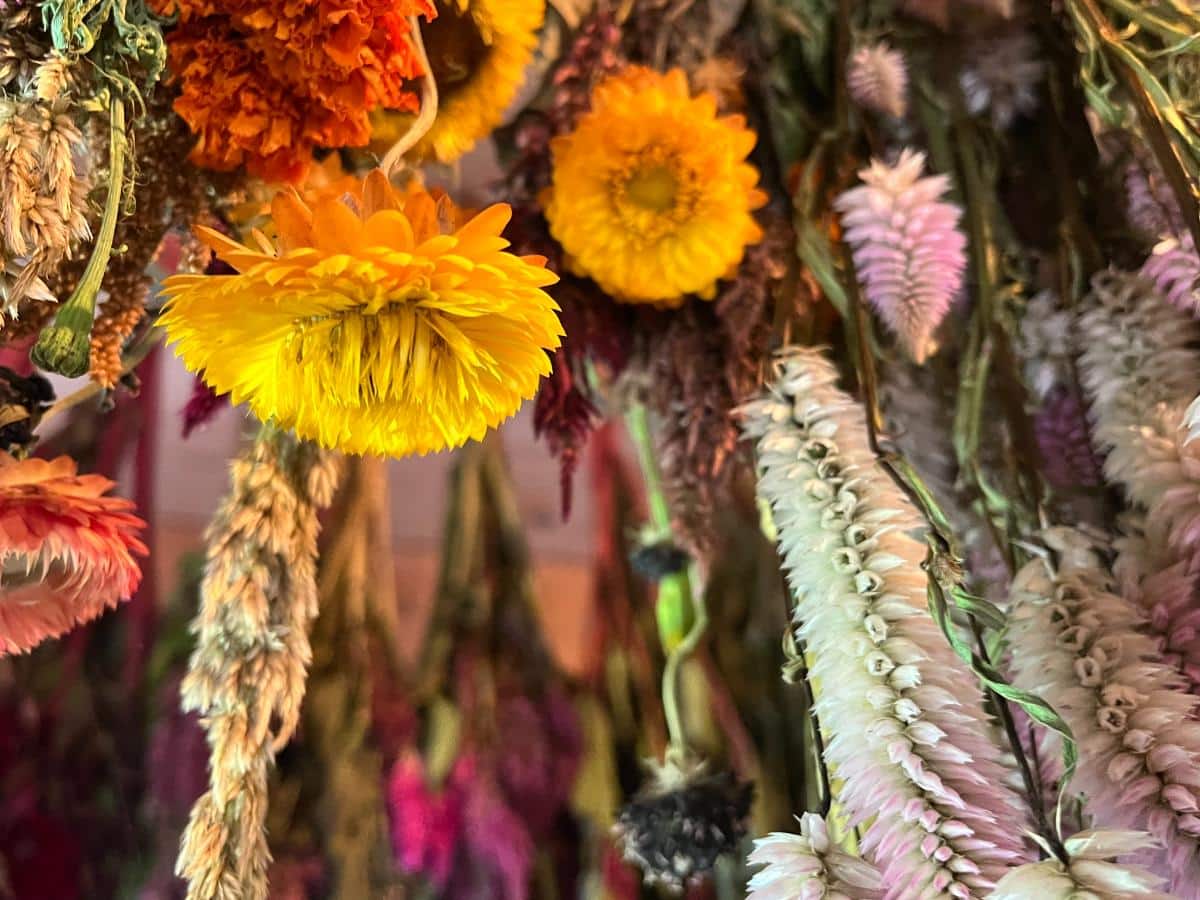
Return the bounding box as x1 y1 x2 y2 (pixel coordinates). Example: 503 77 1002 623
155 0 433 181
1077 271 1200 554
847 43 909 119
1141 236 1200 317
959 30 1044 129
835 150 967 363
374 0 545 163
741 347 1030 898
158 171 563 457
1018 290 1074 403
1113 517 1200 692
1007 527 1200 895
990 831 1174 899
176 430 340 900
545 66 766 306
1034 386 1104 492
388 752 465 888
1125 159 1185 241
747 814 884 900
0 453 146 656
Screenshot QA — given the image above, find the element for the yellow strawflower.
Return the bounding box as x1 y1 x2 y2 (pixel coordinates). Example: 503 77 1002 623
545 66 766 306
373 0 545 163
159 171 563 457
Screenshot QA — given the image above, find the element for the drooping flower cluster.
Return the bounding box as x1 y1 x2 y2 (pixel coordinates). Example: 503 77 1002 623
373 0 546 164
847 43 909 119
0 453 146 656
0 9 92 318
546 66 765 306
990 831 1174 899
177 430 340 900
742 347 1029 896
1006 527 1200 894
152 0 434 181
747 814 883 900
159 170 563 457
835 150 967 363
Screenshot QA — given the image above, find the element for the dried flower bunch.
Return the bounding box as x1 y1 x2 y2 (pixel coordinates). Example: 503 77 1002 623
7 1 1200 899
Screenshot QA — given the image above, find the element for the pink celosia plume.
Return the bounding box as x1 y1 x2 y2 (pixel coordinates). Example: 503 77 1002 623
1007 527 1200 896
742 348 1031 899
0 453 147 656
835 150 967 364
847 43 909 119
1141 236 1200 317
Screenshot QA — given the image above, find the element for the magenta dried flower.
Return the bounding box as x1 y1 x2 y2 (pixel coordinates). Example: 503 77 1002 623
448 756 535 900
1125 160 1186 241
835 150 967 363
847 43 909 119
1141 236 1200 316
386 753 466 889
180 375 228 438
1035 386 1104 491
494 688 583 837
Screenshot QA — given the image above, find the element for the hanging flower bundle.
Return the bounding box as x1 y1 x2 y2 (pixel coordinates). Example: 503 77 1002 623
6 1 1200 899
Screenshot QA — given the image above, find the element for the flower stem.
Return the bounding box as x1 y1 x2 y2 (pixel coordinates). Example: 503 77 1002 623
625 402 707 762
32 97 127 378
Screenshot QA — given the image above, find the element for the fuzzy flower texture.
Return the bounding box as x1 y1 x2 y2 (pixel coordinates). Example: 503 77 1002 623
991 830 1174 899
546 66 765 306
152 0 436 181
159 170 562 458
742 347 1028 899
0 453 146 656
748 814 883 900
836 150 967 364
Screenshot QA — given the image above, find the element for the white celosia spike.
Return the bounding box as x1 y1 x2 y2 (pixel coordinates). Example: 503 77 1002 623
835 150 967 364
959 30 1044 130
1017 290 1074 403
989 830 1176 899
1006 527 1200 896
1078 271 1200 556
741 348 1030 899
847 43 909 119
748 813 884 900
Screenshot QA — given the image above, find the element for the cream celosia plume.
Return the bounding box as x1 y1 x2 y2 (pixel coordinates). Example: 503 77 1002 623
1077 271 1200 552
1006 527 1200 896
741 347 1029 899
847 43 908 119
748 814 883 900
989 830 1175 899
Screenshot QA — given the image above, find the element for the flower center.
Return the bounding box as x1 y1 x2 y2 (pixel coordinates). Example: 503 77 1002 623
424 2 491 102
624 165 679 213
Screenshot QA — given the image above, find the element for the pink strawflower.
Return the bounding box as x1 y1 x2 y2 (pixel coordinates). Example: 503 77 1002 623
835 150 967 364
0 453 147 656
387 752 466 889
748 814 883 900
847 43 908 119
742 348 1031 898
1034 386 1103 491
1007 527 1200 896
1141 236 1200 317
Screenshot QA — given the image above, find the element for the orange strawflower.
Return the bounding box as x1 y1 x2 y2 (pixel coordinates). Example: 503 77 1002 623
156 0 436 182
0 454 147 656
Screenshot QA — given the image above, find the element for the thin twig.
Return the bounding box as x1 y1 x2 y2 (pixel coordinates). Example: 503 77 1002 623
381 15 439 177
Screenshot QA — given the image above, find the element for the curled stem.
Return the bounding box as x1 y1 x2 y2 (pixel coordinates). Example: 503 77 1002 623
380 15 439 177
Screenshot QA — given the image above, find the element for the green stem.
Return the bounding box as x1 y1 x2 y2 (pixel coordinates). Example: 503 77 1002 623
624 403 708 760
625 402 672 537
32 97 127 378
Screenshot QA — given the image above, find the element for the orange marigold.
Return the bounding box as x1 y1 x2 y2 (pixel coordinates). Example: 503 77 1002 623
156 0 436 182
0 454 147 656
